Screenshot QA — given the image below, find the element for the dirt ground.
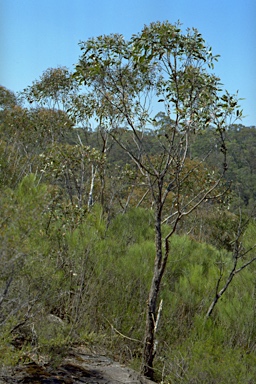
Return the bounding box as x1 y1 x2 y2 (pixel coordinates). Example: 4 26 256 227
0 346 156 384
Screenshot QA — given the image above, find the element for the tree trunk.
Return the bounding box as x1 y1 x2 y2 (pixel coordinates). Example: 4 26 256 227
142 210 164 379
142 274 162 378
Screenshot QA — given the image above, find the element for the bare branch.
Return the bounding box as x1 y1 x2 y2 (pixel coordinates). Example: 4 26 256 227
206 220 256 318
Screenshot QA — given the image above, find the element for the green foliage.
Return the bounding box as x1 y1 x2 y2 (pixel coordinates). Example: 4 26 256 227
0 321 28 366
22 67 79 112
1 173 256 382
192 125 256 213
74 21 240 139
0 85 19 110
162 334 256 383
39 142 105 207
108 207 155 245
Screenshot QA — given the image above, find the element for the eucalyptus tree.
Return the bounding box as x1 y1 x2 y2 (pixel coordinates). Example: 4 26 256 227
22 67 77 111
22 67 107 207
73 21 241 379
22 66 93 133
40 142 105 208
0 85 19 111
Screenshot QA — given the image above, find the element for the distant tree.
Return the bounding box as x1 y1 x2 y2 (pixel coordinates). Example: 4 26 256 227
22 66 93 132
0 85 19 111
191 124 256 213
40 142 104 208
0 101 74 188
22 67 77 111
73 21 241 379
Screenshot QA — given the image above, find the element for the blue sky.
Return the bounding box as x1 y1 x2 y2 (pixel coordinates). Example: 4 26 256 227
1 0 255 126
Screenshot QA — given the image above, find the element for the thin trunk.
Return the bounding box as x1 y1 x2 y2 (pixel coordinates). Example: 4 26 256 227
142 271 162 377
142 209 164 379
88 165 96 208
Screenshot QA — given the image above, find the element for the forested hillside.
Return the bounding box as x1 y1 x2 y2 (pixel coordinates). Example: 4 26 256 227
1 22 256 383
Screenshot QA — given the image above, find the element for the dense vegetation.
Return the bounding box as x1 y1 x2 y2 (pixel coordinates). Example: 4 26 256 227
1 21 256 383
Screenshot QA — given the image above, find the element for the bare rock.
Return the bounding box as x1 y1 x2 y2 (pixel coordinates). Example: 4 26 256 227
0 346 156 384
